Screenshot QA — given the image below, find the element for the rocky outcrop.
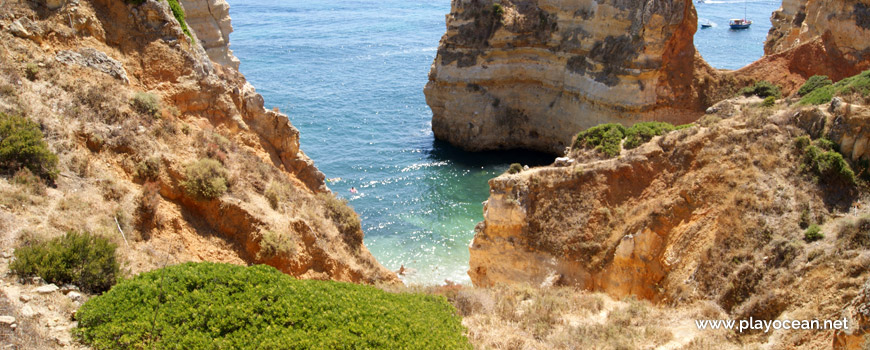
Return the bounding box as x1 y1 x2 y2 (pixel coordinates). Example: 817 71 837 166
180 0 240 70
425 0 715 154
766 0 870 76
469 97 869 303
0 0 394 284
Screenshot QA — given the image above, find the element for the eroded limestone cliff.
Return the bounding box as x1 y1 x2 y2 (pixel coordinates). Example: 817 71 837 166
0 0 396 284
469 95 870 347
424 0 716 154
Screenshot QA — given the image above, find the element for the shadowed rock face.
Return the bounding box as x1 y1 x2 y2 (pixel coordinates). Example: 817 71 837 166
424 0 713 154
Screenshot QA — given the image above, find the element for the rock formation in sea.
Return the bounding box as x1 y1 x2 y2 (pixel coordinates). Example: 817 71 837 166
424 0 715 154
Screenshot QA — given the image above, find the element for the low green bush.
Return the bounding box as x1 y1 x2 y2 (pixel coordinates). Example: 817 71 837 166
134 157 160 180
318 192 363 248
508 163 523 174
182 158 228 200
798 75 833 96
799 138 856 185
740 81 781 99
74 262 470 350
0 113 58 181
804 224 823 242
24 63 39 81
573 123 626 157
800 70 870 105
131 92 161 118
762 96 776 107
10 231 119 293
623 122 675 149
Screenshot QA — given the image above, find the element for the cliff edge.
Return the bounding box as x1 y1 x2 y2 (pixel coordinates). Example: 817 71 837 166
0 0 397 285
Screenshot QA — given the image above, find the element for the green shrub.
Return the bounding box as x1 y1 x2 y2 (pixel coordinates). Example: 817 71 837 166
317 192 363 248
264 181 292 210
762 96 776 107
134 157 160 180
10 231 119 293
623 122 675 149
74 263 470 350
0 113 58 181
801 142 856 185
804 224 824 242
794 136 811 150
166 0 194 41
182 158 228 200
257 230 295 259
573 123 626 157
740 81 781 99
798 75 833 96
24 63 39 81
131 92 161 118
801 70 870 105
508 163 523 174
492 3 505 18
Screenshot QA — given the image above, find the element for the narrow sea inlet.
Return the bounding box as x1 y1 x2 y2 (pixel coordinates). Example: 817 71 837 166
227 0 780 285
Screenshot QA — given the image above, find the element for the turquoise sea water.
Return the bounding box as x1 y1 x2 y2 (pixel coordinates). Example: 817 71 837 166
227 0 782 285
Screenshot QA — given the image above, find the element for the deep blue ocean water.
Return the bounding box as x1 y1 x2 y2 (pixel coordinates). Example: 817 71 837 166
227 0 782 285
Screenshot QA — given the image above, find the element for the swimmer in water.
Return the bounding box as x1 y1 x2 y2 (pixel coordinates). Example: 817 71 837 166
350 187 358 194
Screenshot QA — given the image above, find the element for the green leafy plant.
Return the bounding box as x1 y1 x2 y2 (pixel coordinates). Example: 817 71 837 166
804 224 823 242
182 158 228 200
131 92 161 118
74 262 471 350
166 0 194 41
800 70 870 105
508 163 523 174
740 81 781 99
799 138 856 185
762 96 776 107
573 123 626 157
317 192 363 248
10 231 119 293
798 75 833 96
0 113 58 181
623 122 675 149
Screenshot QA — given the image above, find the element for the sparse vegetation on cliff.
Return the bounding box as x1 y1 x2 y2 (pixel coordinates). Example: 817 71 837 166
0 113 58 181
507 163 523 174
800 69 870 105
798 75 833 96
740 80 781 99
11 231 119 293
182 158 229 200
318 192 364 248
166 0 193 41
804 224 823 242
75 263 470 349
796 137 856 185
131 92 161 118
573 122 689 157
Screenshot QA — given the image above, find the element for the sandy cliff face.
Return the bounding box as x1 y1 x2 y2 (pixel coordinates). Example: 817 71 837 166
180 0 240 70
0 0 396 284
424 0 715 154
469 97 870 347
766 0 870 75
